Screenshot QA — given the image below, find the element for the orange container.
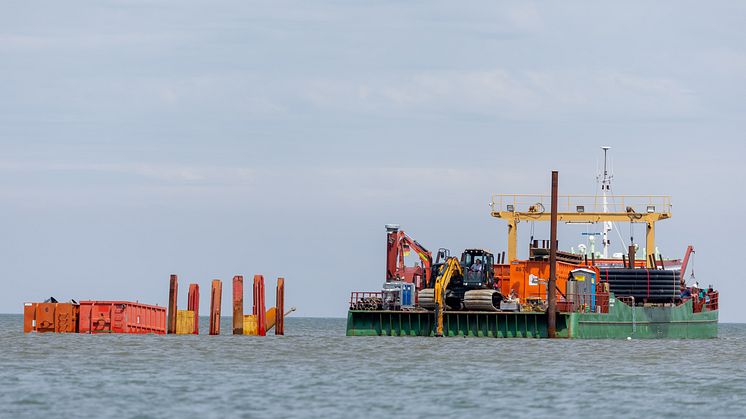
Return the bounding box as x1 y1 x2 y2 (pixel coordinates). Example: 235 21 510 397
505 260 580 302
78 301 166 334
23 302 79 333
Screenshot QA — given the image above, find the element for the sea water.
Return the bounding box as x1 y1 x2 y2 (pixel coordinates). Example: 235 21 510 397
1 315 744 418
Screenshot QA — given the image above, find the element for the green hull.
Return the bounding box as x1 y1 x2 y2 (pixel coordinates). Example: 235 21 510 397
346 297 718 339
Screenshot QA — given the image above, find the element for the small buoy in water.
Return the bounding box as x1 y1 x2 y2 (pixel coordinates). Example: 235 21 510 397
627 336 632 340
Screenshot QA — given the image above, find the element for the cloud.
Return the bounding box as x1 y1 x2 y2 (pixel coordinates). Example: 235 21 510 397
301 68 701 120
0 161 255 183
0 33 182 51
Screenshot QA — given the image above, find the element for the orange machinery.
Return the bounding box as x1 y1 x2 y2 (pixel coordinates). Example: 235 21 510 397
494 260 600 304
385 224 432 290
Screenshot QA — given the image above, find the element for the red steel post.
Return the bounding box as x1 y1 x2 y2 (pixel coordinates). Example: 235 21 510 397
275 277 284 335
252 279 258 316
233 275 244 335
187 284 200 335
209 279 222 335
167 274 178 334
253 275 266 336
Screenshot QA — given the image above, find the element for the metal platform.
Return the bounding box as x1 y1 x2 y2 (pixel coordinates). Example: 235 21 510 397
347 297 718 339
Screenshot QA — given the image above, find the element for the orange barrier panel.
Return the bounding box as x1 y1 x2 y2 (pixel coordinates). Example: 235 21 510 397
233 275 244 335
243 314 258 335
23 302 79 333
209 280 222 335
187 284 199 335
243 308 277 335
79 301 166 334
175 310 195 334
23 303 35 333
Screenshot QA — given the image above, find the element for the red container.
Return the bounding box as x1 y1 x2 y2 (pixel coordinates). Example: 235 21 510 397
79 301 166 334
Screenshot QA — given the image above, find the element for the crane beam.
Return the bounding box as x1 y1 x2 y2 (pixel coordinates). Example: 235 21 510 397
492 210 670 268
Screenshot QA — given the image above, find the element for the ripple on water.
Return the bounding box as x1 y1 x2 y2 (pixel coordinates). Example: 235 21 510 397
0 316 744 418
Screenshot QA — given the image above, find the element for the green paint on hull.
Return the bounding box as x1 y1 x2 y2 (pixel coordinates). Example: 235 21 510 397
569 297 718 339
346 295 718 339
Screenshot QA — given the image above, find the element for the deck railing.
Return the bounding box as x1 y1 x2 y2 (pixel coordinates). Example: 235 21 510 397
490 194 672 215
522 292 610 313
691 292 719 313
349 292 383 310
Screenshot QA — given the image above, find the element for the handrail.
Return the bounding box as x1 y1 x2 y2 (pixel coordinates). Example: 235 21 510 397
524 292 610 314
349 292 383 310
490 194 672 215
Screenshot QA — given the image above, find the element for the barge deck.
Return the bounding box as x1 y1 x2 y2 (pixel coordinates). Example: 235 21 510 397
347 296 718 339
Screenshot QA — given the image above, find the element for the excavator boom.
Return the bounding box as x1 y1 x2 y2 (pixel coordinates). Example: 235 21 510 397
434 257 463 337
386 225 432 289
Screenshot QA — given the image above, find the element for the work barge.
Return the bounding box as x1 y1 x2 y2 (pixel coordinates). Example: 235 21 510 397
347 168 719 339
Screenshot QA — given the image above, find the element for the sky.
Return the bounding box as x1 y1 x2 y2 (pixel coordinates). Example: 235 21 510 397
2 1 745 321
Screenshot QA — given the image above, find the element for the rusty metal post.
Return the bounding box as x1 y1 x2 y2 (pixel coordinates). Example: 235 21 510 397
233 275 244 335
209 279 222 335
187 284 199 335
276 277 285 335
254 275 266 336
628 245 636 269
167 274 178 334
547 171 558 338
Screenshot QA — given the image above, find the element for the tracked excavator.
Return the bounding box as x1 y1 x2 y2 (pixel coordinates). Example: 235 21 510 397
418 249 503 314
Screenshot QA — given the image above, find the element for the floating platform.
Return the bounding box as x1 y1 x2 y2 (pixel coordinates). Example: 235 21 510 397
346 295 718 339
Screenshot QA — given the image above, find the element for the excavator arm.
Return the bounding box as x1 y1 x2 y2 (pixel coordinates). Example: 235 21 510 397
386 227 433 289
434 257 463 337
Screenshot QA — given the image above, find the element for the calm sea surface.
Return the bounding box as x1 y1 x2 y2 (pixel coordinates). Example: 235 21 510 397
1 315 744 418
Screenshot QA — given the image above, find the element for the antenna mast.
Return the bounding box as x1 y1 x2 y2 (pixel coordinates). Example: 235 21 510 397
599 146 613 258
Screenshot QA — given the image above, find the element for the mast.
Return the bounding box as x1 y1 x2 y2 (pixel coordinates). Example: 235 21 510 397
599 146 613 259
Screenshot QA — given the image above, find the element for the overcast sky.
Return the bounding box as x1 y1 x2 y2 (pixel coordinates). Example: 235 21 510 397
2 1 745 321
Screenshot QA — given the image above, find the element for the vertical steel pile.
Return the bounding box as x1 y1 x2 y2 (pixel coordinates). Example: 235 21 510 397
547 171 558 338
276 277 285 335
209 279 222 335
233 275 244 335
167 274 178 334
187 284 199 335
253 275 266 336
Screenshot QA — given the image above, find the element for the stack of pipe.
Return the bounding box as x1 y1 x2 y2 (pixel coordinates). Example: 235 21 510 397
604 268 680 303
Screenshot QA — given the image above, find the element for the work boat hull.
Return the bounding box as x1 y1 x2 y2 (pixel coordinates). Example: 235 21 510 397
346 296 718 339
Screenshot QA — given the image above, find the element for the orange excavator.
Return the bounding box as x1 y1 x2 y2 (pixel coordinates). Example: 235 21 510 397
385 224 432 290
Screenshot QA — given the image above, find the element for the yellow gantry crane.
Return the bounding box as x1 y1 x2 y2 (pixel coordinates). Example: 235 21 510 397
434 256 463 337
490 194 672 268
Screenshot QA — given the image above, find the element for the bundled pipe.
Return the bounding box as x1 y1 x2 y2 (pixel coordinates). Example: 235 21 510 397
604 268 680 303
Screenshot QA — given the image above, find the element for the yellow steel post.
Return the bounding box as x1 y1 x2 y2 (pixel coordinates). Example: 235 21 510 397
507 219 517 263
646 221 655 268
